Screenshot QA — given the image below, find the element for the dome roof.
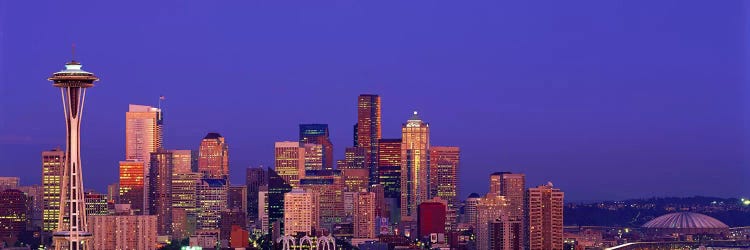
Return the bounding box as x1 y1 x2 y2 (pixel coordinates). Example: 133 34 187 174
643 212 728 229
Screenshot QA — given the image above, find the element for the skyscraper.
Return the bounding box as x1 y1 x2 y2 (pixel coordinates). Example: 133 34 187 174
356 94 381 185
299 172 344 232
342 168 370 192
195 179 228 232
0 189 28 246
491 172 526 244
377 139 401 223
528 183 564 250
198 133 229 180
274 141 305 188
171 172 201 240
42 149 65 233
352 190 376 239
227 186 248 215
343 147 367 169
303 143 324 171
429 146 460 213
125 104 163 215
84 192 109 216
299 124 334 170
171 149 193 174
488 216 523 250
267 168 292 236
401 112 430 221
119 160 145 215
246 167 267 226
476 195 508 250
464 193 480 228
49 59 99 249
283 188 319 236
149 150 173 235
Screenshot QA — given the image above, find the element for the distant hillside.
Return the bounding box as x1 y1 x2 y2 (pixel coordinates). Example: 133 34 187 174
564 196 750 227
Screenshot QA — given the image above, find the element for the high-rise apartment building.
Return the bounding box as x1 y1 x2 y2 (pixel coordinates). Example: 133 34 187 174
171 149 193 174
246 167 267 226
528 183 564 250
476 195 508 250
198 133 229 179
195 179 228 232
89 215 157 250
149 150 173 235
283 188 319 236
299 124 334 170
172 172 201 240
401 112 430 221
119 160 145 215
490 172 526 244
42 149 64 233
488 216 523 250
274 141 305 188
353 190 376 239
356 94 381 185
429 146 460 223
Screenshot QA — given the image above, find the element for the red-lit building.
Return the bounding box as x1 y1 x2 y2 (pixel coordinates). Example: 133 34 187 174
229 225 248 248
417 199 446 239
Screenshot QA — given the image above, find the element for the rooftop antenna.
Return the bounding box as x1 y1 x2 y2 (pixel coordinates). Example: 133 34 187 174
71 43 76 62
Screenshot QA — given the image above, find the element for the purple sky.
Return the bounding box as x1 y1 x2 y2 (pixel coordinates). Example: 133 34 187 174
0 1 747 201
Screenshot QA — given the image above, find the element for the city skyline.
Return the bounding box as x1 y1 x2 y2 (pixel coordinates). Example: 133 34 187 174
1 1 747 202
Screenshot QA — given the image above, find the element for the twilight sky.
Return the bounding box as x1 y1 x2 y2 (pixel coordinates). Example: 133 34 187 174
0 1 747 201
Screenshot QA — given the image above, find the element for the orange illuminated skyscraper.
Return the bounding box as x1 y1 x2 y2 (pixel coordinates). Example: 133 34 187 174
400 111 430 221
198 133 229 180
377 139 401 222
528 183 564 250
148 150 173 236
356 94 381 185
429 146 460 210
119 161 145 215
299 124 334 170
125 104 163 164
274 141 305 188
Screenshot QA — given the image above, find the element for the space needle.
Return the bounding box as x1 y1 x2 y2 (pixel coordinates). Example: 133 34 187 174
48 51 99 250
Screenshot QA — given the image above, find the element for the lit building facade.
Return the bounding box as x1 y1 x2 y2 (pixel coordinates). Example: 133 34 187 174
491 172 526 244
0 189 28 246
299 124 334 170
300 173 344 232
429 146 460 228
0 177 19 191
417 198 447 239
528 183 564 250
196 179 228 232
126 104 163 216
400 112 430 221
171 149 193 174
267 168 292 236
353 191 376 239
343 147 367 169
227 185 248 215
274 141 305 188
42 148 64 233
246 167 267 227
488 216 522 250
303 143 324 171
119 160 145 215
198 133 229 179
149 150 173 236
84 192 109 216
343 168 370 192
476 195 508 250
89 215 157 250
283 188 319 236
171 172 201 239
356 94 381 185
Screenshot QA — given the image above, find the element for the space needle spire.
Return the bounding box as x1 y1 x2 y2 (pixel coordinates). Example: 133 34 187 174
48 49 99 250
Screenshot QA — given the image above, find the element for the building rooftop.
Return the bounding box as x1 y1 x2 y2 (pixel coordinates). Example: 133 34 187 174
642 212 729 229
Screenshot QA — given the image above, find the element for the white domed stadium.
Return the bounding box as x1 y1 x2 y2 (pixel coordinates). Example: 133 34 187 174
642 212 729 235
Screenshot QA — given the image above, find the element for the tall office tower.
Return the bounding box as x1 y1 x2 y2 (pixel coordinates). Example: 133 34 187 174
119 160 145 215
171 172 201 240
464 193 481 227
377 139 401 222
417 198 447 239
369 184 386 219
476 195 508 250
126 104 163 215
246 167 267 226
342 168 369 192
299 124 334 170
299 172 344 232
352 190 376 239
488 216 523 250
88 215 157 250
257 187 269 233
429 147 460 219
400 112 430 221
149 150 173 235
227 186 248 214
356 94 381 185
18 185 44 230
84 192 109 216
267 168 292 235
0 177 19 191
106 183 119 204
274 141 305 188
198 133 229 180
171 150 193 174
49 58 100 249
0 189 28 245
42 149 65 233
303 143 324 171
343 147 367 169
528 183 564 250
195 179 228 232
490 172 526 244
283 188 320 236
220 210 247 243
